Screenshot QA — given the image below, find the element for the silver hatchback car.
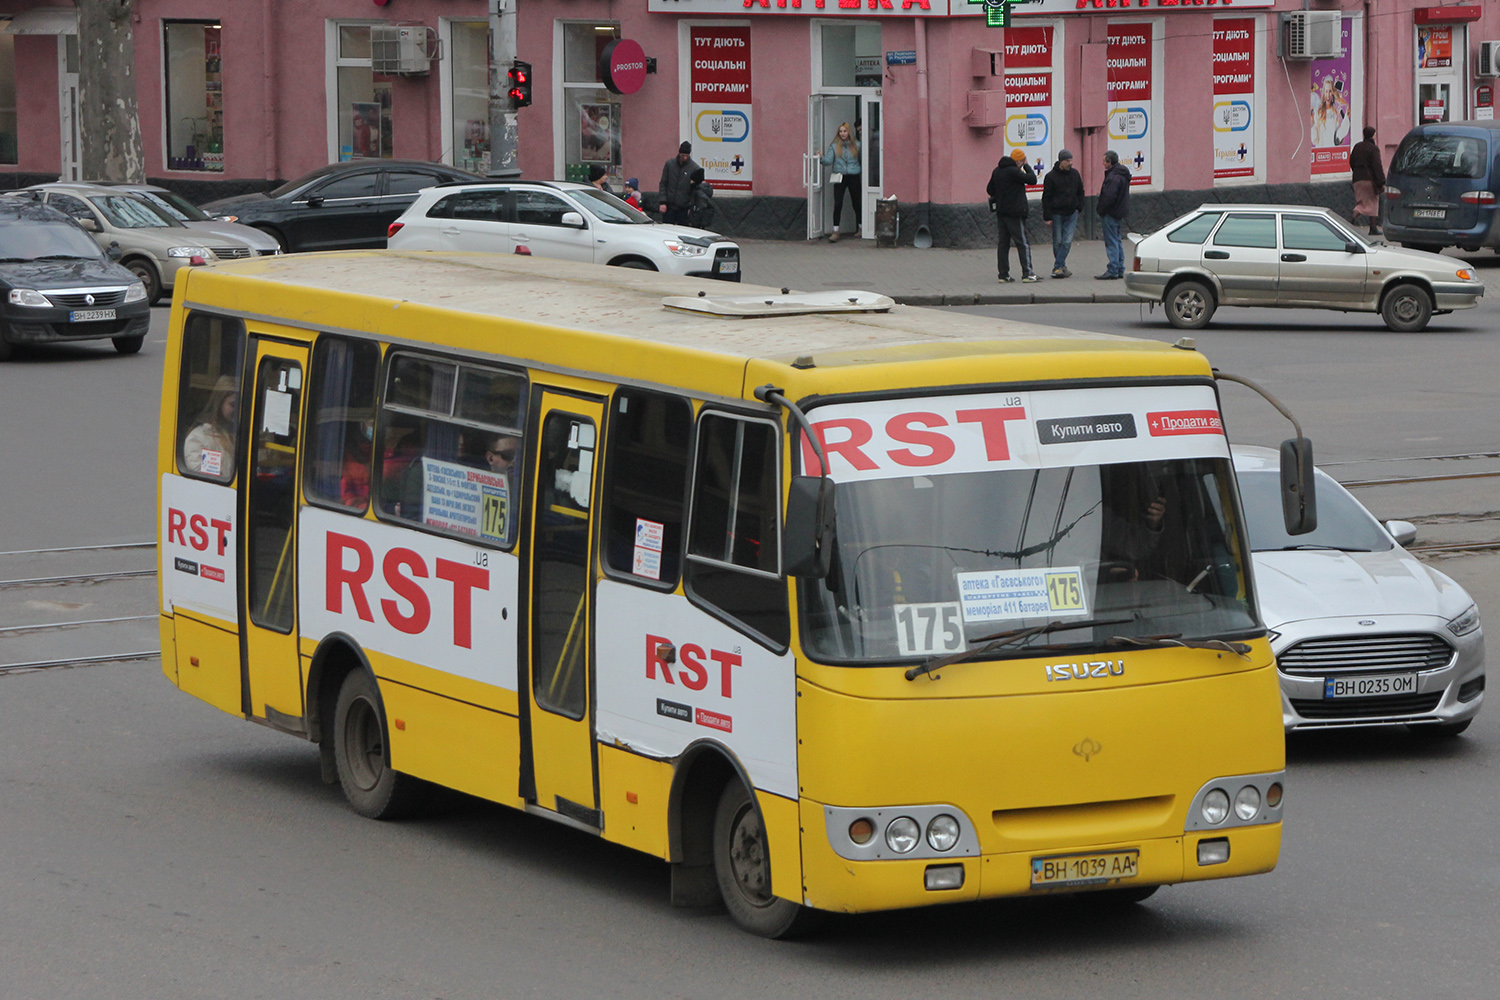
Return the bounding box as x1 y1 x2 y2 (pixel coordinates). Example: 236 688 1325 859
1125 205 1484 332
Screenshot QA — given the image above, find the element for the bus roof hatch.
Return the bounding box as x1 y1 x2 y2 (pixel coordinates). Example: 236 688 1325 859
661 289 895 319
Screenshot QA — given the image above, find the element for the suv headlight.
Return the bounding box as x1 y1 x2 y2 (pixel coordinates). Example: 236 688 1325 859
167 246 212 258
7 288 51 307
123 282 147 303
663 240 707 258
1448 604 1480 637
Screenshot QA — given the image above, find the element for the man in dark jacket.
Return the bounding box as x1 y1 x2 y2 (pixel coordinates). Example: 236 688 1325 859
1096 149 1132 279
986 149 1038 283
1041 149 1084 278
659 141 697 226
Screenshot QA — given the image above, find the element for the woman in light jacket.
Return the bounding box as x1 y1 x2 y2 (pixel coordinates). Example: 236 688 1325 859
820 122 862 242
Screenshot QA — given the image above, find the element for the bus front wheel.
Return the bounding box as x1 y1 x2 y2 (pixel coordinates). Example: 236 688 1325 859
713 781 814 938
332 669 427 819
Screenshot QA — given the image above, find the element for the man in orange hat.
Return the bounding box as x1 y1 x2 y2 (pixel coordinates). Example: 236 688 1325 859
986 148 1039 283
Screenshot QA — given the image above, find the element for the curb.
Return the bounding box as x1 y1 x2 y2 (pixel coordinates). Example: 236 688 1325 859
894 292 1138 307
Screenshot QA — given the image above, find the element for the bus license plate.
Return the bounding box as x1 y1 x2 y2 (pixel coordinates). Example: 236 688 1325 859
69 308 116 322
1031 850 1139 889
1412 208 1446 219
1325 672 1417 698
719 260 738 274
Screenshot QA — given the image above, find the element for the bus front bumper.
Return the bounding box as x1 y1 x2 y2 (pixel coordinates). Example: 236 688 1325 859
798 815 1280 914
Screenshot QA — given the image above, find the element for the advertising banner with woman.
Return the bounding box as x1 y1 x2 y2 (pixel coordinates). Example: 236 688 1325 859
1310 17 1357 175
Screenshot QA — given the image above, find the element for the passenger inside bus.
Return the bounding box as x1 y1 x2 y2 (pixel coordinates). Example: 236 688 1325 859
339 422 372 508
182 375 238 475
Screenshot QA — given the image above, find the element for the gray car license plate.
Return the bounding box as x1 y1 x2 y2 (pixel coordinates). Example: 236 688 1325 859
1325 673 1417 698
69 308 116 322
1412 208 1446 219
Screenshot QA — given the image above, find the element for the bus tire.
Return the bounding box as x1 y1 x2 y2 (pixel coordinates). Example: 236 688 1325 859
1092 885 1160 906
333 669 427 819
712 781 814 939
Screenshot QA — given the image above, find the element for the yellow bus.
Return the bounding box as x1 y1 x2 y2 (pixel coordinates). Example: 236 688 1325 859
157 251 1307 937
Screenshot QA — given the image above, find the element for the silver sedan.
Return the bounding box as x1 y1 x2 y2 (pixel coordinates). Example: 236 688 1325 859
1125 205 1484 332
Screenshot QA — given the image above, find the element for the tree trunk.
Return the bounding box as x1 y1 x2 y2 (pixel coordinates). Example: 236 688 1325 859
75 0 144 183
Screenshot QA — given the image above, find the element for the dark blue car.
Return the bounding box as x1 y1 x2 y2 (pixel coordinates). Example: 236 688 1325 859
1384 121 1500 253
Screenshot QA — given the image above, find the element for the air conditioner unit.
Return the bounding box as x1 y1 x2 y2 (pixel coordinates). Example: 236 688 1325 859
370 25 441 75
1283 11 1343 61
1479 41 1500 78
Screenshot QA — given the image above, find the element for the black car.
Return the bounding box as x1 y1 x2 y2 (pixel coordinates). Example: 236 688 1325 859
200 159 484 252
0 200 152 361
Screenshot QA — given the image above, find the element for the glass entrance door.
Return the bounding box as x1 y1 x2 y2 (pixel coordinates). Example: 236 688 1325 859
860 93 883 238
1415 25 1466 125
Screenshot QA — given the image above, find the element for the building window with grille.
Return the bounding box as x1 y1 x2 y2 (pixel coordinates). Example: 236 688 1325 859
332 22 393 161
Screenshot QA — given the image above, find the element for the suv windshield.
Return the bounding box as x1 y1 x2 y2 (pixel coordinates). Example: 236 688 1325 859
138 190 211 222
571 188 652 224
94 195 182 229
1237 468 1393 553
797 388 1257 664
0 220 104 261
1391 134 1488 179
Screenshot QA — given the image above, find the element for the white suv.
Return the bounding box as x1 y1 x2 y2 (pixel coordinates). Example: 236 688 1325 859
386 181 741 281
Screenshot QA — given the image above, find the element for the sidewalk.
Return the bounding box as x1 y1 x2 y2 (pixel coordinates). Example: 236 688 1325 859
736 236 1135 306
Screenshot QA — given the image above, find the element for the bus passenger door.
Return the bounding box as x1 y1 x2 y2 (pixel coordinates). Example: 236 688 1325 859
240 340 309 728
524 393 604 827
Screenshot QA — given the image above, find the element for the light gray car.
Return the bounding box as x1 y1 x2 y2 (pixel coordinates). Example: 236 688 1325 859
96 183 283 257
1125 205 1485 332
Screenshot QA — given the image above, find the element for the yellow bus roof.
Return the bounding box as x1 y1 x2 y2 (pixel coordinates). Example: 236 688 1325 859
181 251 1214 402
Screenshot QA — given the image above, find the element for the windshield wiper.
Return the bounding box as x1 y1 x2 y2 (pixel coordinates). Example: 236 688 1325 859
905 617 1133 682
0 256 35 262
32 253 95 260
1101 633 1252 656
1269 544 1368 552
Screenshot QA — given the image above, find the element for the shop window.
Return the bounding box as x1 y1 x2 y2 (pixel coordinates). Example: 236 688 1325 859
304 336 382 513
334 23 393 161
820 23 882 88
686 412 788 648
0 34 16 165
449 21 490 173
176 313 246 482
163 22 223 172
1213 214 1277 250
374 352 527 547
603 389 692 587
560 22 621 188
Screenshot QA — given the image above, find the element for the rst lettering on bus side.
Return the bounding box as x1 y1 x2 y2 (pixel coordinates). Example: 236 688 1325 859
296 507 521 692
159 474 239 620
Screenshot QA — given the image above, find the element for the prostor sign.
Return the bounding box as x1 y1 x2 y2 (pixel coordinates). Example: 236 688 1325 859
601 38 648 95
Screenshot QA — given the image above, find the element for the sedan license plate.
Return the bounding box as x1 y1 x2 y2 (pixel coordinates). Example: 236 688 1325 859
1325 672 1417 698
1031 850 1139 889
718 260 739 274
1412 208 1446 220
69 308 116 322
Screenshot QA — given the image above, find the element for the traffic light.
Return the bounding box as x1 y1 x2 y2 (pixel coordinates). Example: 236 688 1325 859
507 60 532 109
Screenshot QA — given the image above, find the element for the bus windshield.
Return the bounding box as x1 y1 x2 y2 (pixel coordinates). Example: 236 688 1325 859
796 389 1257 664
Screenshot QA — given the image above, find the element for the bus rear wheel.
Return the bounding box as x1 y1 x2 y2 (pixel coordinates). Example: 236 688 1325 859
333 669 427 819
713 781 814 938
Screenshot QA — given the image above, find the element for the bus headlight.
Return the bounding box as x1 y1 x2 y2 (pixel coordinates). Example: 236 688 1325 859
1200 788 1230 825
1233 785 1261 821
926 814 960 852
885 816 920 853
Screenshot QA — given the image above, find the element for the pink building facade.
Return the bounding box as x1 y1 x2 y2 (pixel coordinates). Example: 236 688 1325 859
0 0 1496 244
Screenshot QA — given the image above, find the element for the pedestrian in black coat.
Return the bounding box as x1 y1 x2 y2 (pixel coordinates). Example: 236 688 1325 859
1095 150 1133 279
1041 149 1084 277
987 149 1038 282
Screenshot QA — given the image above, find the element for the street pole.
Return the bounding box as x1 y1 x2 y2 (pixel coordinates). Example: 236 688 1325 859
488 0 521 178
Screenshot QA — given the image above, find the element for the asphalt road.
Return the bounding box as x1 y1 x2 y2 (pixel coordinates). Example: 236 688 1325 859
1 302 1497 999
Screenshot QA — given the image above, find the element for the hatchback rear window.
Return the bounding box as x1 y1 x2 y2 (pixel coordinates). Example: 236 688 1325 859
1166 212 1222 244
1391 134 1488 179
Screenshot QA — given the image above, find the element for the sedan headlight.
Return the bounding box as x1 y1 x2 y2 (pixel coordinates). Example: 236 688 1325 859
663 240 707 258
167 246 212 258
1448 604 1481 637
7 288 50 307
123 282 147 303
1457 269 1476 281
215 215 239 223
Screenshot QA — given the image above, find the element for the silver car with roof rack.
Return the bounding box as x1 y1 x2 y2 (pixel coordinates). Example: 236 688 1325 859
1125 204 1484 332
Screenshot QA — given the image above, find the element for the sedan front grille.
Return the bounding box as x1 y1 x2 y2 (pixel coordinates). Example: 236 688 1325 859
44 289 127 307
209 246 254 260
1277 633 1453 676
1291 692 1443 720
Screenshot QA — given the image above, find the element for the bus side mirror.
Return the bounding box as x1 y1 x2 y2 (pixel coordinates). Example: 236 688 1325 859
784 475 837 578
1280 437 1317 535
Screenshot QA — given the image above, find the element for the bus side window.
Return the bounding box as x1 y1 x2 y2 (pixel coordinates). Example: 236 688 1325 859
602 389 692 587
684 412 789 649
175 312 246 482
373 351 527 547
303 336 381 512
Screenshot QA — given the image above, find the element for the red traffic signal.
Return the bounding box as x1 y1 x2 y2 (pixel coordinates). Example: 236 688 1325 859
507 59 532 109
